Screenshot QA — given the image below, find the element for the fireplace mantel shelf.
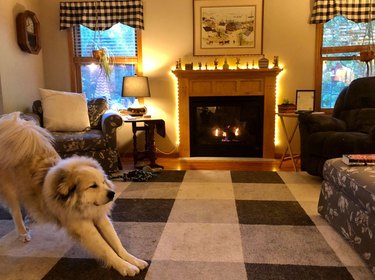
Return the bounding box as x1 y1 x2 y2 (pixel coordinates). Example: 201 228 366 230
172 68 283 78
172 68 283 158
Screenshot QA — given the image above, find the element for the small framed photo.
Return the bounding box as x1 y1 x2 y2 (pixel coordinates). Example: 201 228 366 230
296 90 315 112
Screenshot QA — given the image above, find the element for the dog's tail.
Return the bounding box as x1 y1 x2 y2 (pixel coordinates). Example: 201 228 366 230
0 112 56 168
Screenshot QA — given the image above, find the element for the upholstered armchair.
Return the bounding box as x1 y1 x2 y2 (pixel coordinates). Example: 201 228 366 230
299 76 375 177
31 97 123 175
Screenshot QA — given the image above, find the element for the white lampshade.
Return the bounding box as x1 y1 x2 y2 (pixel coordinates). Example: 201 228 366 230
122 76 150 98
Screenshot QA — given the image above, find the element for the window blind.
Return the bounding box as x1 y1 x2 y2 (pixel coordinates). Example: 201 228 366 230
60 0 144 31
322 16 375 48
73 24 137 57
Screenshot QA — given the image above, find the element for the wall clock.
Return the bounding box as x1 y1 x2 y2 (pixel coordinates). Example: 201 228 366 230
16 10 41 54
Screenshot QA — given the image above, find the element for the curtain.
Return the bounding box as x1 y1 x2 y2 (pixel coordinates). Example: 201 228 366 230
60 0 144 30
310 0 375 23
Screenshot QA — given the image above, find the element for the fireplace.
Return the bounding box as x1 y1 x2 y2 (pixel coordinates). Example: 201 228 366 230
189 96 264 157
172 68 282 158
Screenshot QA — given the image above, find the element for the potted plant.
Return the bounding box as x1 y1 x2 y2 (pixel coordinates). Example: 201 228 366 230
92 47 113 81
278 98 297 113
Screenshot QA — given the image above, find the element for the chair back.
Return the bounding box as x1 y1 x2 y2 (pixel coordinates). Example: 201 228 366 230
32 97 110 129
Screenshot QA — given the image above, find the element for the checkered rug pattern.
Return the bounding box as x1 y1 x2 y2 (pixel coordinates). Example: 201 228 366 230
0 170 373 280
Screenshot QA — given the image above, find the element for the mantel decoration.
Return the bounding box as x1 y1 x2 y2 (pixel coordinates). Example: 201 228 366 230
175 55 279 71
193 0 263 56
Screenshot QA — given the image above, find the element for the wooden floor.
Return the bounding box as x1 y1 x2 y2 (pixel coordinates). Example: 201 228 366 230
121 156 300 172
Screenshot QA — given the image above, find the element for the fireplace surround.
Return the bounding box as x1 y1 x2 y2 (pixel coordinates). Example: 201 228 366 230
172 68 282 158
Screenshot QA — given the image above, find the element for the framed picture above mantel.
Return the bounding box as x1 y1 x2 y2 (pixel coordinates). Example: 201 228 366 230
193 0 264 56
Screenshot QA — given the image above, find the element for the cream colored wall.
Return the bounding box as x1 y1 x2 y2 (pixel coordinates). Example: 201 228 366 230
0 0 44 114
0 0 315 157
141 0 316 156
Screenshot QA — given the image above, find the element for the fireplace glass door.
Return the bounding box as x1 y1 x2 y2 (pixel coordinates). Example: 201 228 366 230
189 96 264 157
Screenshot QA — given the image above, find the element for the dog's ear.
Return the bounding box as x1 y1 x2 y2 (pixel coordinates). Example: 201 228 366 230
55 170 77 200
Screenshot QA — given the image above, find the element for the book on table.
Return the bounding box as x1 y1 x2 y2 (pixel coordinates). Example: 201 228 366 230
342 154 375 165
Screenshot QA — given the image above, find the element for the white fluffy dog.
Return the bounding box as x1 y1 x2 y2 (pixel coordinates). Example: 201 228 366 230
0 112 148 276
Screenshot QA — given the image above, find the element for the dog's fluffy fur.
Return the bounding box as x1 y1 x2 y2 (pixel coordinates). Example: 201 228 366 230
0 112 148 276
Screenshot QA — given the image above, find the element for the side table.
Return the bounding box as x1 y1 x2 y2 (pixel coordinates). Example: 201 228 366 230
277 112 300 171
123 117 166 169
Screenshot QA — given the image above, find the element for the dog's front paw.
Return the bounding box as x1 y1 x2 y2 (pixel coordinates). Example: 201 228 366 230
19 229 31 243
119 252 149 270
133 258 148 270
113 260 140 277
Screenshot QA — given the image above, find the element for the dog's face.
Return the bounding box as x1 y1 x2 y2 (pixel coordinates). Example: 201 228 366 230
54 165 115 208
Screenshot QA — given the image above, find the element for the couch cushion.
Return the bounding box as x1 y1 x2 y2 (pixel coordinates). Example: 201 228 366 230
308 131 375 158
87 97 109 129
40 88 91 132
323 158 375 215
339 108 375 133
51 129 106 153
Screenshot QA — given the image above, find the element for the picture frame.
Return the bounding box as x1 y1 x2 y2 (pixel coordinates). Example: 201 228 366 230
296 90 315 112
193 0 264 56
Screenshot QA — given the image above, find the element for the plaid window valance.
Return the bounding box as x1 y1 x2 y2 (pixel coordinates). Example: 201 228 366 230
310 0 375 23
60 0 144 30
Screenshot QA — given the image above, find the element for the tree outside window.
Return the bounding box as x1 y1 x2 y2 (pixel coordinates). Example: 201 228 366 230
318 16 374 110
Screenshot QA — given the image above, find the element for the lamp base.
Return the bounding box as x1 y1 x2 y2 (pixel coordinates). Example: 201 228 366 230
127 106 147 117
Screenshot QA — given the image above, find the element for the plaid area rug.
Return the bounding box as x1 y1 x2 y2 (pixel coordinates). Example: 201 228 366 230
0 171 373 280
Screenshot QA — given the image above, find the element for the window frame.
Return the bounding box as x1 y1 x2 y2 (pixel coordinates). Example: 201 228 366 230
67 27 143 94
315 22 375 114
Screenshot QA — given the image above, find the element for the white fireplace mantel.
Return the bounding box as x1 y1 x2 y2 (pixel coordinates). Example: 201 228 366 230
172 68 283 158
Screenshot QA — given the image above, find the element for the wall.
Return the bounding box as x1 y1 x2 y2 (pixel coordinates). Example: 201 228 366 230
143 0 316 156
0 0 44 114
0 0 316 157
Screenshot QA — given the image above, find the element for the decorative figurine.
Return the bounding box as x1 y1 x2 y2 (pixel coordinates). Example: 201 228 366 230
236 57 240 69
205 63 208 70
258 55 269 69
223 57 229 70
198 62 202 70
273 56 279 69
185 63 193 70
214 58 219 70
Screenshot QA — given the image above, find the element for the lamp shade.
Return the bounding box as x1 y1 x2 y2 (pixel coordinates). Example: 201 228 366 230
122 76 150 97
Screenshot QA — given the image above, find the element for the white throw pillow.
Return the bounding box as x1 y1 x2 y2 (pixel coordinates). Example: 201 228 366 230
39 88 91 132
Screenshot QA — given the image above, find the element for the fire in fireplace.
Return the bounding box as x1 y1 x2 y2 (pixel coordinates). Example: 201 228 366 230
189 96 264 157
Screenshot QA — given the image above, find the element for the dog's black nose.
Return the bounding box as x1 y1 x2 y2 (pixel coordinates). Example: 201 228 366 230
107 191 115 201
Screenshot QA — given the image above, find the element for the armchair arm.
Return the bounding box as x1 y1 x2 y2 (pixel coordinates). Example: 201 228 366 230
21 112 41 126
298 113 346 134
298 113 346 174
101 110 123 149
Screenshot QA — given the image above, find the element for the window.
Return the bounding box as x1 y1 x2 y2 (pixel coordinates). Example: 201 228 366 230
316 16 375 111
70 23 142 109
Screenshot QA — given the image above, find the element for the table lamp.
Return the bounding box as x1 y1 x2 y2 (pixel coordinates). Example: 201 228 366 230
122 76 150 116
